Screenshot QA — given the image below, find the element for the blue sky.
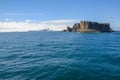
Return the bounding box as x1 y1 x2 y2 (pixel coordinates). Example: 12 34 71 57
0 0 120 31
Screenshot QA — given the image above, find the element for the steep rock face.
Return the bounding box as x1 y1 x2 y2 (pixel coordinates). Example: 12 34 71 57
65 21 114 32
72 23 80 32
66 26 72 32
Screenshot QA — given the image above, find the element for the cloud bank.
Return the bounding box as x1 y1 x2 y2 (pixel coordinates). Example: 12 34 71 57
0 20 77 32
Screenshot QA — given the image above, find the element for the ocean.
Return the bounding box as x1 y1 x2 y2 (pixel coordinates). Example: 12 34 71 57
0 31 120 80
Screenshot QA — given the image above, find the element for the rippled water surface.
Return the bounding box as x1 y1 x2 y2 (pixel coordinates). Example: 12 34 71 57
0 31 120 80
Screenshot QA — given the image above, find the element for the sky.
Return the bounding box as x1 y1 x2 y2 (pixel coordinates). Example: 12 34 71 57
0 0 120 32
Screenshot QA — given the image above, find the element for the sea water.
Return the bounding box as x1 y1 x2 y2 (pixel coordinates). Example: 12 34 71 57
0 31 120 80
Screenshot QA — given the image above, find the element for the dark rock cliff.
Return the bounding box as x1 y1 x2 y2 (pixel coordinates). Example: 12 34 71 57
64 21 114 32
72 23 80 32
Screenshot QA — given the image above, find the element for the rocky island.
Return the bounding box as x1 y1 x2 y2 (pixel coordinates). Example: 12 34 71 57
63 21 114 32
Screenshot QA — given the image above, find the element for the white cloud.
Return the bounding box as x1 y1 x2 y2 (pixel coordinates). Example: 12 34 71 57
0 20 76 32
40 20 79 24
25 19 32 23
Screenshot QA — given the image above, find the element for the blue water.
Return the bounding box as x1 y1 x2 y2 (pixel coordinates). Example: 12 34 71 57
0 31 120 80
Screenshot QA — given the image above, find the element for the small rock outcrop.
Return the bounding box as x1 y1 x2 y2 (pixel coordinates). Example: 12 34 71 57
64 21 114 32
66 26 72 32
